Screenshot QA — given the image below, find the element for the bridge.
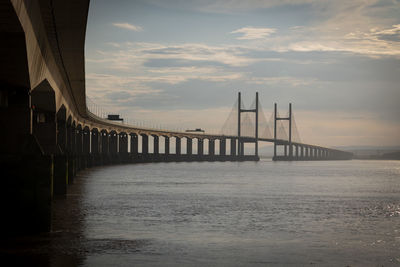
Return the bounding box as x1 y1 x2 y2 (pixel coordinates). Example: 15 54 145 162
0 0 352 235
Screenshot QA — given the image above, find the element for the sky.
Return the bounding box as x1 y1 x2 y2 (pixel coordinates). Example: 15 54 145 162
85 0 400 147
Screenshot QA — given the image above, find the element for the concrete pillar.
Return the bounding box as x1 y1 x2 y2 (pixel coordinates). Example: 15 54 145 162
31 82 57 155
83 127 90 155
54 155 68 195
101 130 109 155
90 129 99 166
176 137 181 155
187 138 192 155
81 127 90 168
56 107 67 153
68 124 76 179
76 126 83 156
198 139 204 155
71 124 77 155
0 87 31 155
301 146 304 158
76 126 83 170
119 132 128 153
54 108 68 194
295 145 299 158
109 131 118 155
230 138 236 156
220 139 226 156
142 134 148 154
209 139 215 155
164 136 170 155
305 146 309 158
66 123 72 154
3 154 54 234
153 135 159 154
130 133 138 155
91 129 99 154
284 144 287 157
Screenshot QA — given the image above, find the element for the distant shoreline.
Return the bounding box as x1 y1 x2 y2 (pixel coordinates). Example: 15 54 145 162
353 151 400 160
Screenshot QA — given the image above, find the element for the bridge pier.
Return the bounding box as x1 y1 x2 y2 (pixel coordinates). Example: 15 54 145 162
187 138 192 156
209 139 215 156
130 133 138 162
54 107 68 195
230 138 236 156
109 131 118 163
119 132 128 162
198 138 204 157
68 123 77 179
176 137 181 156
164 136 170 161
141 134 149 159
100 130 109 164
0 86 55 234
220 139 226 156
153 135 159 159
76 125 83 170
83 126 90 168
91 128 100 166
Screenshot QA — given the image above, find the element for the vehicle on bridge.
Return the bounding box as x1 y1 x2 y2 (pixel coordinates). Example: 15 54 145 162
185 128 205 133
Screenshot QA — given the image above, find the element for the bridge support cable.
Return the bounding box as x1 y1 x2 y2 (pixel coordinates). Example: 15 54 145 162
257 100 273 139
291 113 302 143
220 99 239 136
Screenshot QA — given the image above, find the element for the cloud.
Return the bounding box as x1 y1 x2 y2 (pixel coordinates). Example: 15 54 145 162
112 22 143 31
231 27 276 40
246 76 317 87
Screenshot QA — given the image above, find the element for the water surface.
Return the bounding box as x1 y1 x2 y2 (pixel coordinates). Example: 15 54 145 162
3 160 400 266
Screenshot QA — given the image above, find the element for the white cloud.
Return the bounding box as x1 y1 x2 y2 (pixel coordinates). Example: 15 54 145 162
231 27 276 40
247 76 318 87
112 22 143 31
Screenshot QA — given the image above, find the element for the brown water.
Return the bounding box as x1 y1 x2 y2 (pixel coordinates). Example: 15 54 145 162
1 160 400 266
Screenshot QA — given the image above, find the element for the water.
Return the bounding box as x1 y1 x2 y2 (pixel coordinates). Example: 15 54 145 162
2 160 400 266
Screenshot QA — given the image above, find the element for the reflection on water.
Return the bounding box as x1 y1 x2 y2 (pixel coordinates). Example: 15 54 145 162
1 160 400 266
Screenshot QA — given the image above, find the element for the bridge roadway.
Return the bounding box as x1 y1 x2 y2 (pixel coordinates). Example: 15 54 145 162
0 0 352 235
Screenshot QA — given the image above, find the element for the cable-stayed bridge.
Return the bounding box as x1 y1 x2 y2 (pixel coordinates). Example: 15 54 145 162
84 92 352 162
219 92 353 161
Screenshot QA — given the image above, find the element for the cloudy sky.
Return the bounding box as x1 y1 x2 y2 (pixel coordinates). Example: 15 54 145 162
85 0 400 147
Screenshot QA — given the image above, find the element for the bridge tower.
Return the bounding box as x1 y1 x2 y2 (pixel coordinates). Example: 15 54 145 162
237 92 258 157
274 103 292 159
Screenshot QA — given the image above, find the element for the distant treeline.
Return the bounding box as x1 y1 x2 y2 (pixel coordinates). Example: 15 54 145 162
380 151 400 160
353 151 400 160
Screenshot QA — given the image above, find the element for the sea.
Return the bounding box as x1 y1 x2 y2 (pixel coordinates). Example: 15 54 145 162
2 159 400 266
